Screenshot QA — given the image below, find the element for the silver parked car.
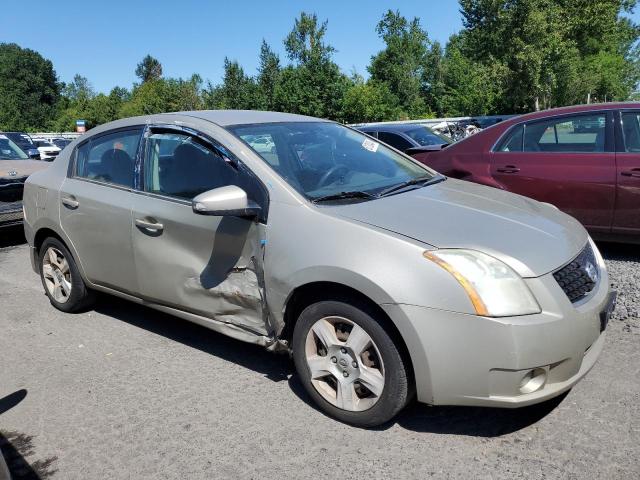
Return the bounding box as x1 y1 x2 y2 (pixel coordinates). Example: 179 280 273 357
23 111 616 427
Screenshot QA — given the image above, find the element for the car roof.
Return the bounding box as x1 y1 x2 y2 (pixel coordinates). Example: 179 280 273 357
83 110 331 138
357 123 427 133
1 132 32 142
176 110 326 126
507 102 640 124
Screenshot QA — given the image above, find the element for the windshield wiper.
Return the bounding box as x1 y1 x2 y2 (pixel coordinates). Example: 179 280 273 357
312 190 376 203
378 175 445 197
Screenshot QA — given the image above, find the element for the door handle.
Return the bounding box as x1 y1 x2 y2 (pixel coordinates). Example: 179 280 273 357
135 218 164 232
621 168 640 178
496 165 520 173
61 196 79 209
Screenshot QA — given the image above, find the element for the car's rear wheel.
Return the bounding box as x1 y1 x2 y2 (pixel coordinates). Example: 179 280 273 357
292 299 410 427
39 237 94 313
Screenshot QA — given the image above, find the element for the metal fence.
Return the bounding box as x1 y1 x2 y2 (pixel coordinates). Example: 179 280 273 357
31 132 83 141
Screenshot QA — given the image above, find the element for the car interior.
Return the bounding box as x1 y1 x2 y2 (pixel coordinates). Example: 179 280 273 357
231 123 413 198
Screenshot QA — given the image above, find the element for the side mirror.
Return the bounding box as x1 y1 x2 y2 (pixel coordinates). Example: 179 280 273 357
192 185 261 218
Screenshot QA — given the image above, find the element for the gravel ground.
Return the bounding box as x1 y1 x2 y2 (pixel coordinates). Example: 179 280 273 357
0 227 638 480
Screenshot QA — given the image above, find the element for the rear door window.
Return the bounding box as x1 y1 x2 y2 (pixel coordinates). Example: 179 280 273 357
621 111 640 152
523 114 607 153
75 129 142 188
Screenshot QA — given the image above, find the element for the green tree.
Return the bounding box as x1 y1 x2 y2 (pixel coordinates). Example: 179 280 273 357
50 84 130 131
0 43 60 131
457 0 640 112
135 54 163 83
439 37 509 116
341 76 403 123
562 0 640 103
121 75 204 117
369 10 432 118
423 41 447 116
284 12 334 65
203 58 258 109
166 74 204 111
274 12 350 120
62 74 95 103
256 40 281 110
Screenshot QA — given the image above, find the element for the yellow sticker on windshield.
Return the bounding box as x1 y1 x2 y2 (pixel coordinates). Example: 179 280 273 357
362 138 379 152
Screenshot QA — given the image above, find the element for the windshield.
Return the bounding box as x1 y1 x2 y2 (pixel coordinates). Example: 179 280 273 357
6 133 34 147
228 122 435 200
0 135 29 160
405 126 452 146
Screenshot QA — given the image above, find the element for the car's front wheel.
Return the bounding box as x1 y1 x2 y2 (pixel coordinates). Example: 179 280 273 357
292 299 410 427
39 237 94 313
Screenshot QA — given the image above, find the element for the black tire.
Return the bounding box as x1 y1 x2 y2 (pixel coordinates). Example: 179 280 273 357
39 237 94 313
292 298 410 427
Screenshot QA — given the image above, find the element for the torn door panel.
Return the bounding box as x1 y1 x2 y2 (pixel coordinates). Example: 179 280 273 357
181 221 277 339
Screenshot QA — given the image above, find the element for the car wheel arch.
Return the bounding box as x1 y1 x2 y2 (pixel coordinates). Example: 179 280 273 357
33 227 88 282
280 280 416 395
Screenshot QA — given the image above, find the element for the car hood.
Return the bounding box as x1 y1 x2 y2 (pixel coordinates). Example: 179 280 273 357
0 159 48 181
327 178 587 277
405 144 448 157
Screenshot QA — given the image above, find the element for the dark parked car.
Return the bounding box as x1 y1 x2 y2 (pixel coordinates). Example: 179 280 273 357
355 123 452 156
3 131 41 159
0 134 48 227
52 137 72 149
472 115 519 129
414 103 640 243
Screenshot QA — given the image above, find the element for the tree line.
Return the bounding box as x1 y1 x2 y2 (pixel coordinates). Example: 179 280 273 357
1 1 638 132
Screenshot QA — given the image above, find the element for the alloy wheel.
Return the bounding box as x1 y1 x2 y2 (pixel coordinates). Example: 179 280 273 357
304 316 385 411
42 247 72 304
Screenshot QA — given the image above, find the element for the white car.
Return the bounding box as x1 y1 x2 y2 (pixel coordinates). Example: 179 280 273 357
32 139 61 161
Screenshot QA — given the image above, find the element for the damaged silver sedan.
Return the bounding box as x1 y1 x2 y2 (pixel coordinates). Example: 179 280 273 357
23 111 615 427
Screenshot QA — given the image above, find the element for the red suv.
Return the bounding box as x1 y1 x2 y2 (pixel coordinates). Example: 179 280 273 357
415 103 640 242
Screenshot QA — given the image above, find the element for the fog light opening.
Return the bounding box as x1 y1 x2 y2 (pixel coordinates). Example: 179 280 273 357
519 368 547 394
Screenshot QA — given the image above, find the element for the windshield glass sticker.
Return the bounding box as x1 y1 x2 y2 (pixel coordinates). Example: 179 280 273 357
362 138 379 152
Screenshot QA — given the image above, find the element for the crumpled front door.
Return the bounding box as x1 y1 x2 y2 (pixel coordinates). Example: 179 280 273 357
131 193 272 339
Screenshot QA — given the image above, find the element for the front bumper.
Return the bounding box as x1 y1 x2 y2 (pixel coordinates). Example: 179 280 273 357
0 200 23 227
382 264 612 407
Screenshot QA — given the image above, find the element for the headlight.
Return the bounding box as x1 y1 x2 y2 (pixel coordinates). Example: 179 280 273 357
423 249 541 317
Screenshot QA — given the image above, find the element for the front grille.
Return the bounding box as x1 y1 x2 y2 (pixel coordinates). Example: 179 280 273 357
0 208 23 224
0 200 23 224
0 180 25 202
553 244 599 303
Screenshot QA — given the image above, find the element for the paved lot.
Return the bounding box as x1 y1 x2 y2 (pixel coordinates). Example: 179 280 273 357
0 227 639 479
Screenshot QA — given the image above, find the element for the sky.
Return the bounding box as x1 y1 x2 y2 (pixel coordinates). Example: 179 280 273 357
1 0 464 93
3 1 639 94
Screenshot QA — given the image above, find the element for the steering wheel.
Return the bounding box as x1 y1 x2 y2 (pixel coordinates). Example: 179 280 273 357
317 164 349 188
